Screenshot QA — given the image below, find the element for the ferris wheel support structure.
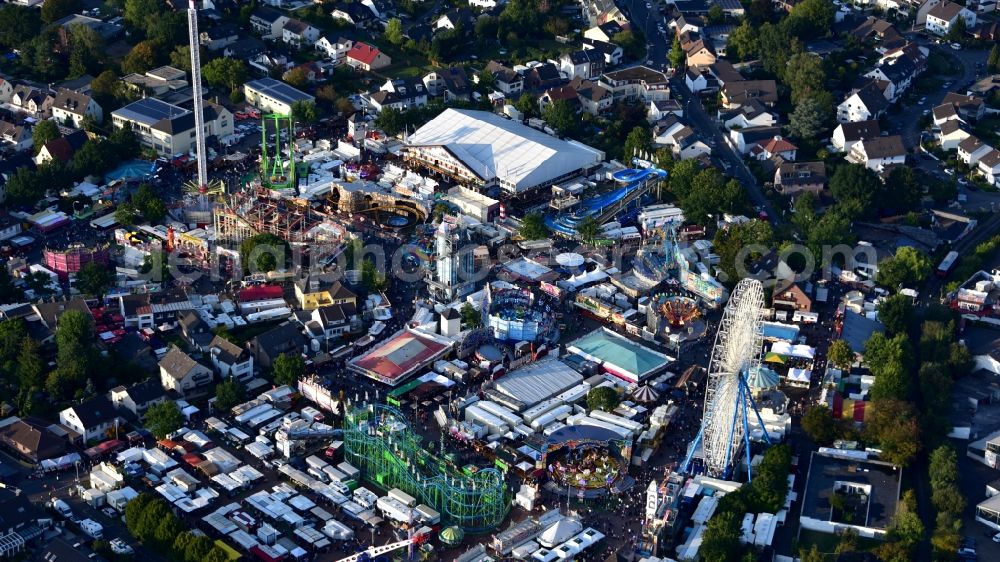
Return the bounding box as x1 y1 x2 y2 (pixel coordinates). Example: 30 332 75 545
682 278 772 480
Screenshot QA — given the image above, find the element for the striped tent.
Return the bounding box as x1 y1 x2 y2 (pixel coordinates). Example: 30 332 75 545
632 385 660 403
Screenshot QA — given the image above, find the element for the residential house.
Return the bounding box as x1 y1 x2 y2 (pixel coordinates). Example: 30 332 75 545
583 21 624 43
0 418 66 463
715 0 745 16
435 8 475 30
574 79 613 115
108 379 167 419
752 136 797 161
200 22 239 51
774 161 827 195
114 292 197 330
539 85 580 112
978 149 1000 186
10 85 53 118
32 298 92 331
178 311 213 351
721 80 778 108
0 120 31 152
243 77 314 114
298 302 359 343
51 88 102 128
483 61 523 95
932 102 963 127
772 278 812 312
654 116 711 160
969 74 1000 97
670 14 704 36
113 332 158 373
315 36 354 65
282 19 320 49
685 68 717 94
581 38 624 66
684 38 717 68
525 63 563 91
122 65 188 98
223 37 267 60
729 126 782 154
33 130 87 166
469 0 502 7
852 16 899 43
846 135 907 171
366 80 429 113
719 99 778 131
422 67 471 101
360 0 394 19
958 135 992 165
863 56 920 102
598 66 671 103
247 323 307 370
648 99 684 122
941 92 986 122
284 62 324 85
159 346 214 397
831 120 881 152
331 3 376 27
0 78 14 103
59 395 122 443
708 60 746 88
294 275 358 311
112 97 233 158
937 120 972 151
560 50 606 81
345 42 391 71
207 335 254 382
837 82 890 123
250 6 290 39
926 0 976 36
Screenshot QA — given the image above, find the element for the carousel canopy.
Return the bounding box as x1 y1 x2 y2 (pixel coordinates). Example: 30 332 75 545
440 526 464 545
747 366 780 390
632 385 660 403
770 341 815 359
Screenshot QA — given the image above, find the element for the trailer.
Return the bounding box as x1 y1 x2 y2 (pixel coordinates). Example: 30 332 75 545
336 462 359 482
322 519 354 540
387 488 417 508
377 496 414 523
234 404 274 425
414 504 440 525
588 410 643 434
322 465 346 484
247 409 283 430
352 487 378 510
79 519 104 540
475 400 523 428
305 455 330 472
529 405 572 430
464 405 510 435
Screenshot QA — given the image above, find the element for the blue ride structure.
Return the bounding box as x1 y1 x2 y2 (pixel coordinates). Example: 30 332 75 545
544 165 667 237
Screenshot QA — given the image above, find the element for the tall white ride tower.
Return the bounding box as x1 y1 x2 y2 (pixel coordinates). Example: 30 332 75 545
187 0 207 189
182 0 225 222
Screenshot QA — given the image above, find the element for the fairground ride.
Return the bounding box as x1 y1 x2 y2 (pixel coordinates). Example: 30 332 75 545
182 0 225 214
343 404 510 533
682 278 772 480
261 113 297 193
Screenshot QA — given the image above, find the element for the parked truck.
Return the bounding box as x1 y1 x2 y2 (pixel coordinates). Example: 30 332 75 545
376 496 415 523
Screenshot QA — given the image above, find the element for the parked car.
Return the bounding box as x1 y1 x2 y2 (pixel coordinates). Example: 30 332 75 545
945 168 956 176
101 507 117 518
951 43 962 50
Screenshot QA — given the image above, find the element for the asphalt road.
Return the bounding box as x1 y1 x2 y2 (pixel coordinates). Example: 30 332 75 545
619 0 669 69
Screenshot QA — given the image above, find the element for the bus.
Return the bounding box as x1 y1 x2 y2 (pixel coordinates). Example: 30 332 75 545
937 251 959 277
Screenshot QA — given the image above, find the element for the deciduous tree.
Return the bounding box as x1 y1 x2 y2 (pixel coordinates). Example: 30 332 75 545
145 400 184 439
273 352 305 387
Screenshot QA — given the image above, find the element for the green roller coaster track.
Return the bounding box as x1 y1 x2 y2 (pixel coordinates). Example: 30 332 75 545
343 404 510 533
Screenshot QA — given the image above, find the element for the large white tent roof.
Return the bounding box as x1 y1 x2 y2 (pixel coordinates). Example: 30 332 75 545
406 109 604 192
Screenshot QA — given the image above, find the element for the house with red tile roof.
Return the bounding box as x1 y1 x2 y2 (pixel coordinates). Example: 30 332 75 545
345 42 391 72
752 135 798 161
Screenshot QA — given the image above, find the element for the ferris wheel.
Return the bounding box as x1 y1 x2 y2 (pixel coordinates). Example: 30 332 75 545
683 278 771 480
